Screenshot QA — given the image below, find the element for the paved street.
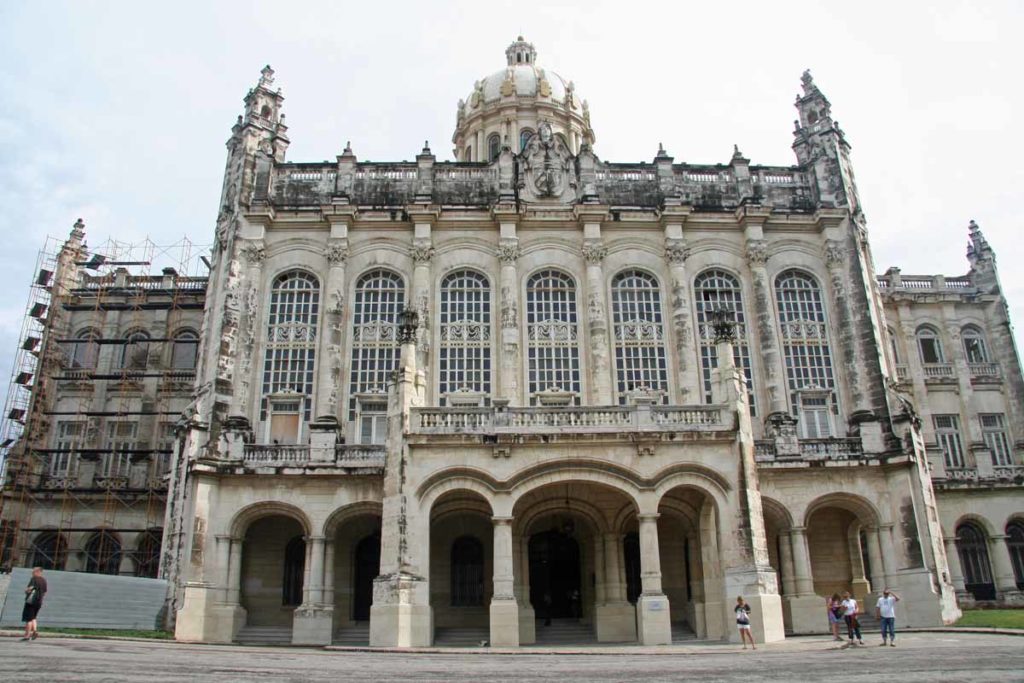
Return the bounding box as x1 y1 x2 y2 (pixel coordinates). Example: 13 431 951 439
0 633 1022 682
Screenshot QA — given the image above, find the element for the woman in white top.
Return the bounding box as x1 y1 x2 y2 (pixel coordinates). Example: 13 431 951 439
735 595 756 650
840 591 863 645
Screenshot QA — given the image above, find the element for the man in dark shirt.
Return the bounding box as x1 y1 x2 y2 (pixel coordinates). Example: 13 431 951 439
21 567 48 641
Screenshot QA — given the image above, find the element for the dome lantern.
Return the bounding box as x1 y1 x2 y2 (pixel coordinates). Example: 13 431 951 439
505 36 537 66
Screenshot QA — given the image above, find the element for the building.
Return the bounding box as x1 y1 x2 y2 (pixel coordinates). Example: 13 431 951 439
2 38 1022 648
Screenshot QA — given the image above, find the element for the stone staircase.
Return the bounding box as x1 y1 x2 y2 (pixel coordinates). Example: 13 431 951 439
235 625 292 645
533 618 596 646
671 621 698 642
433 626 490 647
333 622 370 646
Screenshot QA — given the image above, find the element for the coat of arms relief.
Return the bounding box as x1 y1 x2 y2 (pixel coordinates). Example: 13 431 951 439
518 121 578 203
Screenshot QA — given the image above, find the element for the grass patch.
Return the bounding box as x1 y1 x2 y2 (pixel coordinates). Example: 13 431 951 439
955 609 1024 629
38 627 174 640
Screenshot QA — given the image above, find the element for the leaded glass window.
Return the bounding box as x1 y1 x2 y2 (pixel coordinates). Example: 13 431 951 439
526 269 580 404
261 271 320 421
348 269 405 420
439 270 491 403
694 269 755 414
611 270 668 403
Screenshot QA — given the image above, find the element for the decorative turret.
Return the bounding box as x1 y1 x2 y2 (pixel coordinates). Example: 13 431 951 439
967 219 999 292
505 36 537 65
241 65 289 162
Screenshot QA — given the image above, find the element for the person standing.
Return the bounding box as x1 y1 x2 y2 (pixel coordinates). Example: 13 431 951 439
827 593 844 641
735 596 756 650
21 567 48 641
875 588 901 647
841 591 863 646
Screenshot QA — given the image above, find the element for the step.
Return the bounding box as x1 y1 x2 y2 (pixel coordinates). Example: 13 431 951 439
433 627 490 647
236 626 292 644
534 619 595 645
333 624 370 646
671 622 698 642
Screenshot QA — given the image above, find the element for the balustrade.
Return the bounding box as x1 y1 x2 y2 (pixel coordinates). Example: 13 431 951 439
922 363 955 379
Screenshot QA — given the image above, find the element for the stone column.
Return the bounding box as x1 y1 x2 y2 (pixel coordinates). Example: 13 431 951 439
307 536 326 605
583 238 613 404
663 230 700 404
595 532 635 643
233 240 266 418
990 535 1022 598
603 533 624 601
227 538 244 605
517 533 536 644
410 233 434 382
778 532 797 596
943 535 967 594
877 524 898 585
744 238 788 418
324 539 337 607
293 535 332 645
489 517 519 646
636 513 671 645
315 239 349 420
497 234 521 404
215 534 232 602
593 536 606 604
865 527 885 593
823 238 870 418
789 527 814 595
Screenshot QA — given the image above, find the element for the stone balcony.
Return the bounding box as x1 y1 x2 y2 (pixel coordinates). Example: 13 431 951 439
934 465 1024 488
754 437 875 468
227 443 386 474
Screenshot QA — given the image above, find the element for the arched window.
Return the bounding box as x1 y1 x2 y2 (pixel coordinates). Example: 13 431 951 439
526 270 580 404
1007 521 1024 590
349 270 405 439
886 326 901 365
29 531 67 570
170 330 199 371
962 326 989 363
519 129 533 152
262 271 320 441
135 528 162 578
119 330 150 370
282 535 305 606
775 270 835 437
611 270 668 403
439 270 491 404
85 530 122 575
450 536 484 606
464 146 473 162
916 325 944 364
487 134 501 161
694 270 755 413
956 522 995 600
66 329 99 370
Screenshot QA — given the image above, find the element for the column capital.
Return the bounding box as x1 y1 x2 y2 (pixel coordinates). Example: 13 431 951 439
214 534 233 542
491 516 514 526
638 513 660 523
789 525 808 535
304 535 326 543
877 523 895 531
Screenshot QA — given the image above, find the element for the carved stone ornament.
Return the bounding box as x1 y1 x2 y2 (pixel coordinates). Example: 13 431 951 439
824 239 845 266
239 241 266 265
411 241 435 264
518 121 577 203
326 242 349 265
745 239 769 266
582 241 607 265
664 240 690 265
497 240 520 264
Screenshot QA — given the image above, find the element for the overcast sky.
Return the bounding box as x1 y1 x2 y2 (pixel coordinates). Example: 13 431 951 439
1 0 1021 411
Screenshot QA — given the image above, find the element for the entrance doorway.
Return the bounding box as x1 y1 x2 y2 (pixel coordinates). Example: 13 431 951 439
353 533 380 621
529 529 582 620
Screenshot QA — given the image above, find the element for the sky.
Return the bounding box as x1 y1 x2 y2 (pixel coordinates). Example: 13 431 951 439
0 0 1022 416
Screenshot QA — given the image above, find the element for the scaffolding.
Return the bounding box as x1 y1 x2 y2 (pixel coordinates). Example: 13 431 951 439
0 224 209 574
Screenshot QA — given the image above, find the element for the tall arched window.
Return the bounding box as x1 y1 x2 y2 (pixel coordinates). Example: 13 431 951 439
283 535 305 606
611 270 668 403
349 270 405 440
450 535 485 607
886 326 901 365
29 531 67 570
135 528 162 578
119 330 150 370
775 270 835 437
85 530 122 575
519 129 534 152
694 270 755 413
487 134 501 161
262 271 320 441
956 522 995 600
464 146 473 162
962 325 989 363
526 270 581 404
1006 521 1024 590
916 325 944 364
170 330 199 371
439 270 491 404
66 328 99 370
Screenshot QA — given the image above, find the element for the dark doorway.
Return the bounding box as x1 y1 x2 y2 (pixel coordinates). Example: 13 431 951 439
283 536 305 606
353 533 380 620
623 533 641 603
529 529 581 620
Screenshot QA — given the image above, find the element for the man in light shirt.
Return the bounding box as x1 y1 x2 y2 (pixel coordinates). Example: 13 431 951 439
875 588 901 646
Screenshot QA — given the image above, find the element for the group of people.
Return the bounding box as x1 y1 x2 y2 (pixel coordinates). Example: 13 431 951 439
733 588 902 650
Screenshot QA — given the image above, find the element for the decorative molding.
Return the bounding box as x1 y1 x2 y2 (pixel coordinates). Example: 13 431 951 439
497 240 520 264
325 242 349 265
582 241 607 265
239 240 266 265
745 239 769 266
664 239 690 265
824 239 846 266
411 241 435 264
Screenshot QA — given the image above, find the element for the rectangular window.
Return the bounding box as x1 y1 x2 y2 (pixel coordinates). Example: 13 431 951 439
919 337 942 364
980 413 1013 466
358 401 388 445
269 401 301 445
798 394 832 439
152 422 177 480
52 421 85 477
933 415 965 468
103 421 137 478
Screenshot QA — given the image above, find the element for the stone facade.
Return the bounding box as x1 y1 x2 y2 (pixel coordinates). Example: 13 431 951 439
3 39 1022 648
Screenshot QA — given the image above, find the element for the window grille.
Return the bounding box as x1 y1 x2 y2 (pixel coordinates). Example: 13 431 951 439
775 270 835 435
348 269 405 420
957 522 994 600
934 414 965 468
694 269 755 413
439 270 491 403
526 269 580 404
261 271 320 421
135 529 162 578
980 413 1013 465
610 270 668 403
153 422 177 479
1007 521 1024 590
51 420 84 477
519 129 534 151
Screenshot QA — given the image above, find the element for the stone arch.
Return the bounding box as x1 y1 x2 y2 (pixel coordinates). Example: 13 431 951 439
803 492 881 528
417 469 499 514
507 462 643 512
322 501 383 537
229 500 313 538
652 467 731 515
953 512 998 537
517 495 612 538
761 496 795 530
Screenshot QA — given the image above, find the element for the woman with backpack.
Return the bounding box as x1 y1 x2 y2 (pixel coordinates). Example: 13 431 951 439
21 567 48 642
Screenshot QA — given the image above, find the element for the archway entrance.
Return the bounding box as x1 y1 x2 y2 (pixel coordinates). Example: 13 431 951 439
353 533 380 621
529 529 582 622
327 508 382 645
240 514 305 630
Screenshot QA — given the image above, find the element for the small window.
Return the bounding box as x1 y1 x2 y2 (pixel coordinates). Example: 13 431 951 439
171 331 199 371
358 401 388 445
487 134 501 161
962 327 989 363
917 327 943 364
464 146 473 162
269 400 302 445
519 129 533 152
934 415 965 468
798 393 832 438
886 327 900 364
980 414 1012 465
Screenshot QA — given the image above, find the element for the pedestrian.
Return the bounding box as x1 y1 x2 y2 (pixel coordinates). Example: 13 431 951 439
21 567 48 642
875 588 900 647
735 595 756 650
827 593 844 641
840 591 863 646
